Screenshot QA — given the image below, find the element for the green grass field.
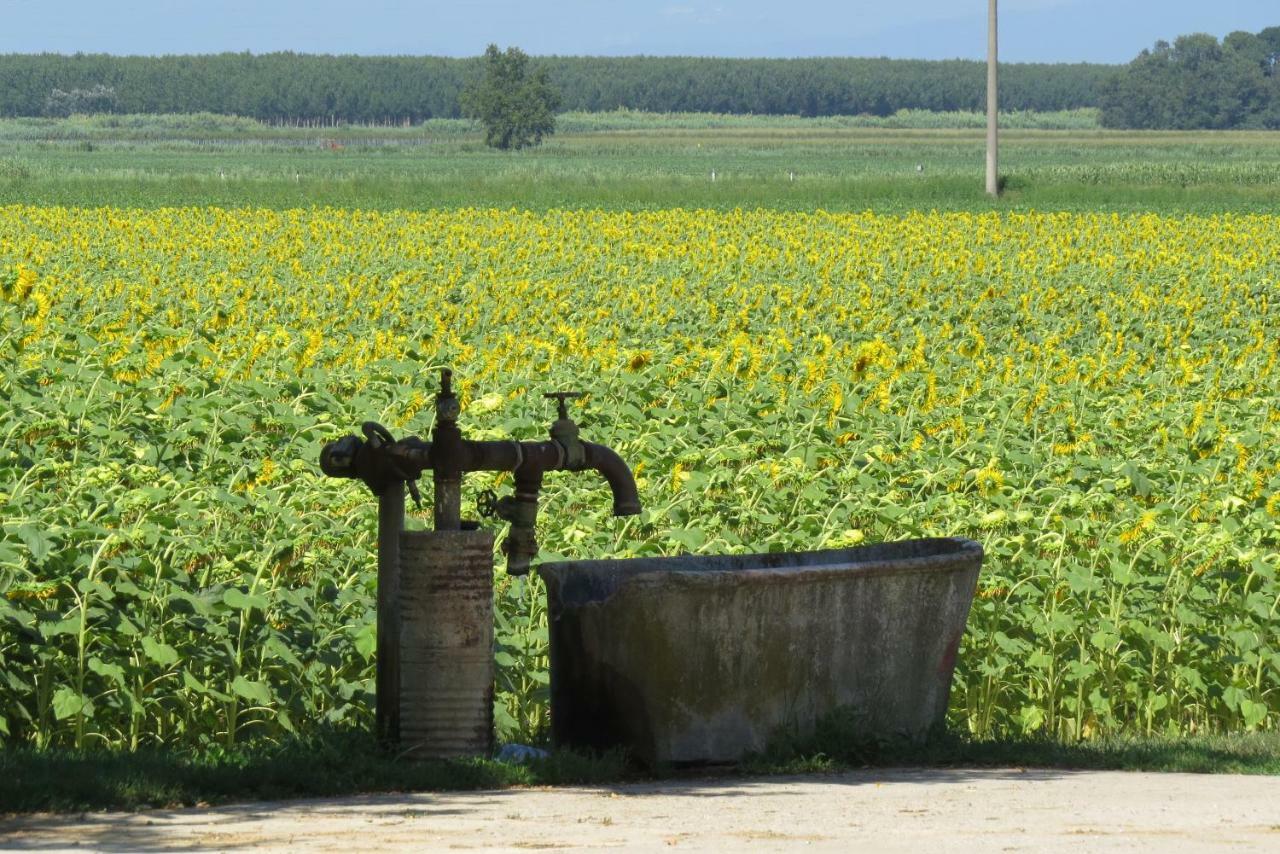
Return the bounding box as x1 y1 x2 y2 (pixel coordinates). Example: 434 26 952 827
2 111 1278 211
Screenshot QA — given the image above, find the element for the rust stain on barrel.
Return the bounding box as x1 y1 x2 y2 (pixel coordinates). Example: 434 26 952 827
937 629 964 679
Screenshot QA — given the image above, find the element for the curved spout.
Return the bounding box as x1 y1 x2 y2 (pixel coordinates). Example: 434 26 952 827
583 442 642 516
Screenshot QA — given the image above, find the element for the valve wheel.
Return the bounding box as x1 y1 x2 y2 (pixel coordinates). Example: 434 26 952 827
476 489 498 518
361 420 395 448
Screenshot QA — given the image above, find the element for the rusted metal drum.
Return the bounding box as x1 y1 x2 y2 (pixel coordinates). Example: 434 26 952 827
538 537 983 765
398 529 495 758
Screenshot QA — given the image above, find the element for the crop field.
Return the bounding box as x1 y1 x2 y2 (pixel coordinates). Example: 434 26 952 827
3 113 1280 211
2 203 1277 751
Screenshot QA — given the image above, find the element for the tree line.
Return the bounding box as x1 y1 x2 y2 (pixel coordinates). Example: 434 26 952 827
0 53 1107 123
1100 28 1280 129
5 32 1278 130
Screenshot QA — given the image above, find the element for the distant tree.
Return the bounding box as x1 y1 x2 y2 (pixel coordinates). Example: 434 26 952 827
1101 28 1280 129
460 45 560 150
1227 27 1280 128
1258 27 1280 127
44 84 118 117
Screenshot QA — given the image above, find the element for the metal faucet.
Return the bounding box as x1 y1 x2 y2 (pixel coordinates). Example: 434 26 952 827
320 368 642 574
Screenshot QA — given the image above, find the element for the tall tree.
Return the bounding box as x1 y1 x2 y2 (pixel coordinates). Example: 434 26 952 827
1101 28 1280 129
460 45 560 150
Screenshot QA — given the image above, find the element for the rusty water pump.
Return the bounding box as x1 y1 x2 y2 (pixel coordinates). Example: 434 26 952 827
319 368 641 754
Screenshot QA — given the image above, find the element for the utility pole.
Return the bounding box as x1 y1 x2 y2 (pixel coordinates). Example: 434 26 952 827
986 0 999 196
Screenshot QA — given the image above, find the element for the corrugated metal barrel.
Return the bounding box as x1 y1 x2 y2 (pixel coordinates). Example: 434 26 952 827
398 528 495 758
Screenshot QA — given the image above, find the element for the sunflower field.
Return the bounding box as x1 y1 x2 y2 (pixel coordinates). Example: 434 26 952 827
1 205 1277 749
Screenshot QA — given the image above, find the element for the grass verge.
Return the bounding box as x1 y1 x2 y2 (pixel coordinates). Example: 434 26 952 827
743 717 1280 777
0 730 627 814
5 725 1277 814
4 174 1279 214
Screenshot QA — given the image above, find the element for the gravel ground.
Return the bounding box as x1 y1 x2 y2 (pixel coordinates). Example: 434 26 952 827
4 768 1280 852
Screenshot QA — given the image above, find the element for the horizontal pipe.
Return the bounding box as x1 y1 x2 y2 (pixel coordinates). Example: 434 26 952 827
327 429 641 531
406 438 638 515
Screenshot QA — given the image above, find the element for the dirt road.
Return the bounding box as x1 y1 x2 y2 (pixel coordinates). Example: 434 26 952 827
5 768 1280 852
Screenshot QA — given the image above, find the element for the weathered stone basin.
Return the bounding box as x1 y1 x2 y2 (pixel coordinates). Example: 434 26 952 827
537 537 983 764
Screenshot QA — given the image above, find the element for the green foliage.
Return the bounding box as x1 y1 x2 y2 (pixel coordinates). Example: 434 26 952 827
460 45 560 150
0 364 376 750
3 205 1279 754
1101 27 1280 129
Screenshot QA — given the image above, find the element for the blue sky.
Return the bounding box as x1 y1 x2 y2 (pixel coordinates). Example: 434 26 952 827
2 1 1276 63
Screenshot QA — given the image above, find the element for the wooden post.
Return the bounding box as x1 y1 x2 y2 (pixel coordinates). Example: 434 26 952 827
986 0 1000 197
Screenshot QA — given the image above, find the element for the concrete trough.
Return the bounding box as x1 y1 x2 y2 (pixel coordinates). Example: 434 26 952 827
538 537 982 765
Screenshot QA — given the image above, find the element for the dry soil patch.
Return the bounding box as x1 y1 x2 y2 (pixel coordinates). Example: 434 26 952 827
4 768 1280 852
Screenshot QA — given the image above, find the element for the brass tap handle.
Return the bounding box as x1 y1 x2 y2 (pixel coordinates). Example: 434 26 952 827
542 391 584 420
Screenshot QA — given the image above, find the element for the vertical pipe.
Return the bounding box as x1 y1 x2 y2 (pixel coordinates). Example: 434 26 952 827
376 482 404 745
432 367 462 531
986 0 1000 197
433 473 461 530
